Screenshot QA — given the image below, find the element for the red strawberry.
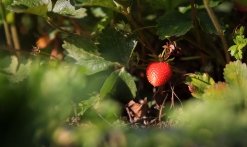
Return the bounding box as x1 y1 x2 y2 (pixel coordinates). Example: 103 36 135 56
146 62 172 87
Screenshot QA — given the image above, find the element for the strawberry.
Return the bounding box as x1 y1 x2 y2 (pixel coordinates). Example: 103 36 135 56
146 62 172 87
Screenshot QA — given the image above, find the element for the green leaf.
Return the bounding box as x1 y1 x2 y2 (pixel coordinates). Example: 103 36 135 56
228 45 243 60
197 11 225 35
185 72 215 99
74 0 121 12
223 60 247 104
7 61 31 83
157 11 193 40
229 26 247 59
7 0 52 18
100 67 137 101
0 56 31 83
97 28 137 67
96 10 114 32
224 60 247 91
202 82 230 100
0 55 18 75
63 34 115 75
52 0 87 18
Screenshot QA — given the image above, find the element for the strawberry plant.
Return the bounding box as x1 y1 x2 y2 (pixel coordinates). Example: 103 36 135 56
1 0 247 146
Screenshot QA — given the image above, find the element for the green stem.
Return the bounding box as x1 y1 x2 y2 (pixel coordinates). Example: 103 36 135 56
203 0 230 63
180 56 202 60
0 0 12 47
11 22 20 50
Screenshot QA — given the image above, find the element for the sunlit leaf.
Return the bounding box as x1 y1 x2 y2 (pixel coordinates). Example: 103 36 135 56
0 55 18 75
63 34 116 75
52 0 87 18
6 60 31 83
185 72 215 99
0 56 31 83
224 60 247 98
202 82 230 100
157 11 193 39
74 0 121 12
7 0 52 18
229 26 247 59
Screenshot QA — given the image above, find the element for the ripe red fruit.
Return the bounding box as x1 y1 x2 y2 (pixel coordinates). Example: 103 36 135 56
146 62 172 87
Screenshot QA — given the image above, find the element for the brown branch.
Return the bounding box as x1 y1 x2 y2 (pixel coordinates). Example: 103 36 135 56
158 94 168 122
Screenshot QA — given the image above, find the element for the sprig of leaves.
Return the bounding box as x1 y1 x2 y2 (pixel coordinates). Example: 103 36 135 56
228 26 247 60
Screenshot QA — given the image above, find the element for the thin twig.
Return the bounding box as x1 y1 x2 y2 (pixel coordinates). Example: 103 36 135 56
137 37 155 54
125 107 134 123
170 84 183 108
158 94 168 122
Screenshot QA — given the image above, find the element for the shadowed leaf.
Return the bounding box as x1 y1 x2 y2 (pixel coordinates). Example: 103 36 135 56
97 28 137 67
157 11 193 40
100 67 137 101
197 11 225 35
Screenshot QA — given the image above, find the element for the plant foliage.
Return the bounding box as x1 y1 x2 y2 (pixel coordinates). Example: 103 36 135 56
2 0 247 146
